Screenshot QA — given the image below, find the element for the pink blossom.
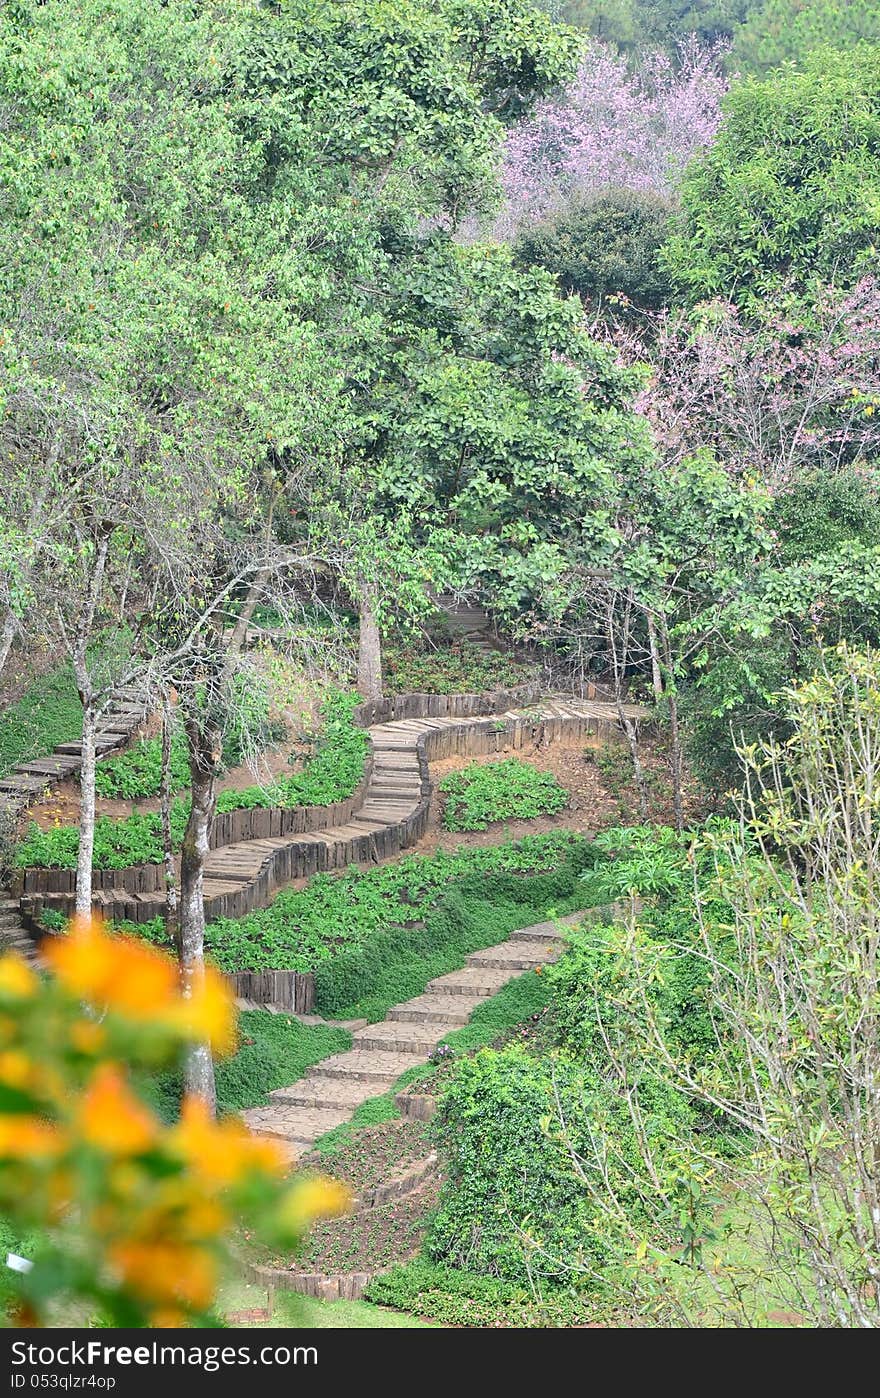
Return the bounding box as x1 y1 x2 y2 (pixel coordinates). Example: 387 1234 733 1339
498 38 727 236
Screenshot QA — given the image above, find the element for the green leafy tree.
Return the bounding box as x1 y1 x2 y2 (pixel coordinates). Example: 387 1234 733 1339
732 0 880 75
514 187 677 315
663 46 880 304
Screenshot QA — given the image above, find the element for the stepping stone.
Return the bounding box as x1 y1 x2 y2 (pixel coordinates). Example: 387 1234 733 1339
426 966 519 997
308 1049 418 1084
387 994 477 1026
467 944 560 971
351 1021 458 1055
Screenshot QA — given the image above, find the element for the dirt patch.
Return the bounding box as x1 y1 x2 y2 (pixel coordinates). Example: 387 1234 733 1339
260 1118 439 1276
414 734 704 856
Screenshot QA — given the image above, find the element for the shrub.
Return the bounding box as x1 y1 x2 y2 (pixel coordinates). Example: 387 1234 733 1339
426 1044 693 1287
439 758 568 831
514 188 676 315
365 1259 596 1327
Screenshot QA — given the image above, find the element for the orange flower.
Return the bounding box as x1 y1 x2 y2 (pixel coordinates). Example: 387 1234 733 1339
109 1241 216 1310
171 1098 286 1185
69 1019 106 1056
45 918 179 1022
77 1065 158 1156
168 964 236 1056
278 1174 351 1232
0 1114 63 1159
0 951 37 1000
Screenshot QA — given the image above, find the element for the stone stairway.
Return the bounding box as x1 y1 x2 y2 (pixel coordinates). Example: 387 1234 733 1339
241 912 585 1159
0 894 39 965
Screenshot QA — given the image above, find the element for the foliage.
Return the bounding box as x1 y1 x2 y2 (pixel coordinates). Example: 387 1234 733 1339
383 635 532 694
95 732 191 801
732 0 880 76
15 692 367 869
663 47 880 304
0 920 348 1326
499 38 726 233
426 1043 693 1285
315 866 588 1020
439 758 569 830
554 2 753 51
366 1258 598 1325
0 665 82 778
127 831 590 976
146 1012 351 1122
532 649 880 1325
514 187 677 314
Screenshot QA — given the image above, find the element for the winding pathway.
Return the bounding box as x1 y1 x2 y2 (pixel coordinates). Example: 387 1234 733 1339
241 911 589 1160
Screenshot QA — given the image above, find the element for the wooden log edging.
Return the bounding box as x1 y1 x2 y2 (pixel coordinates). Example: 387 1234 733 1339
229 970 315 1014
245 1153 438 1303
17 694 637 945
9 755 375 900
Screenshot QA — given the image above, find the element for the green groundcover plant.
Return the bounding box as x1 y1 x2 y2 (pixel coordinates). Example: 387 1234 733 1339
124 830 591 986
440 758 569 831
0 665 83 778
15 691 367 870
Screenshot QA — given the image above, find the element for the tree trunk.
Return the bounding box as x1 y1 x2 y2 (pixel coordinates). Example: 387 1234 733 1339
0 607 18 679
647 616 663 704
357 578 383 701
160 695 180 953
74 698 97 916
657 617 684 832
178 713 219 1112
228 567 270 656
605 592 649 820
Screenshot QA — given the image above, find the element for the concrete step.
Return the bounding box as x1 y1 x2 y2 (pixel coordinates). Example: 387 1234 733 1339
425 966 516 997
351 1021 459 1055
268 1077 376 1110
388 994 478 1026
467 945 559 971
308 1049 419 1083
240 1102 352 1144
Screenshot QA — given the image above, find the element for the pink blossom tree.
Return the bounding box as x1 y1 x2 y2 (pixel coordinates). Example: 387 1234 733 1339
609 278 880 489
498 39 727 236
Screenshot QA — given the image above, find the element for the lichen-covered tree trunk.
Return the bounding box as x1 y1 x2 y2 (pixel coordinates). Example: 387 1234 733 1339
160 695 180 952
0 608 18 680
74 697 97 916
357 577 383 701
179 712 219 1111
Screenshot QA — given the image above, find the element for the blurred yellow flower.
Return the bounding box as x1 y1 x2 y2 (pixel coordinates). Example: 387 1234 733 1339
0 1114 64 1159
78 1064 158 1156
168 964 236 1057
172 1098 286 1185
0 952 36 1000
278 1174 351 1232
109 1241 216 1310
